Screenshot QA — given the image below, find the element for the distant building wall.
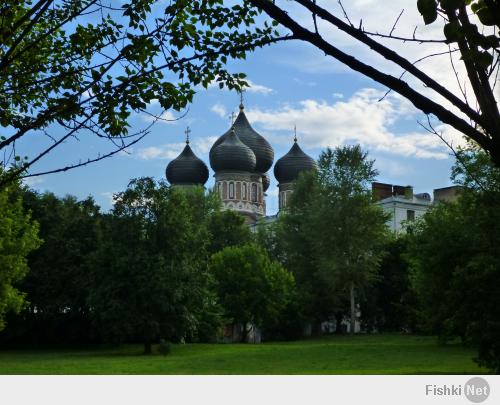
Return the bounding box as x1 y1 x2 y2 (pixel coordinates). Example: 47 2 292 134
433 185 462 203
373 182 432 232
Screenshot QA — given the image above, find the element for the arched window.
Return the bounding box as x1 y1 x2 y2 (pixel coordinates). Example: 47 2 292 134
251 183 257 202
217 182 222 198
242 183 247 200
229 182 235 199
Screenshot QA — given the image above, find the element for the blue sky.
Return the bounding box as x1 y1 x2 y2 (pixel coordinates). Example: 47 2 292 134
21 0 468 215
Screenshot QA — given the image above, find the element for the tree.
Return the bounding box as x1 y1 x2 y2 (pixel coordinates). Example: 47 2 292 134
89 178 219 353
209 244 295 342
0 0 284 188
0 178 40 331
315 146 390 333
408 148 500 371
243 0 499 165
360 236 417 332
207 209 252 255
4 191 102 344
280 146 389 334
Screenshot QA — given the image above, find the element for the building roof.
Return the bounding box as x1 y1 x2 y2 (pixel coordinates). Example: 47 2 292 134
209 127 256 173
210 104 274 173
166 142 209 186
274 139 317 184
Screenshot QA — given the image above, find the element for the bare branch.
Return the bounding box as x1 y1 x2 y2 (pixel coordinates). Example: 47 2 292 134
389 9 404 37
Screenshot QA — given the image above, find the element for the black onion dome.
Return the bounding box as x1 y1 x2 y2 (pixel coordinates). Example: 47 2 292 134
262 173 270 192
166 143 209 185
209 128 256 172
210 105 274 173
274 140 318 184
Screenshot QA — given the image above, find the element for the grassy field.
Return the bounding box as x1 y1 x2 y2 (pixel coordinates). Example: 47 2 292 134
0 334 486 375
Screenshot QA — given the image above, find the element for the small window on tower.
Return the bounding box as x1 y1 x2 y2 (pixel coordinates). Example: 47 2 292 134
229 182 235 199
218 183 222 198
243 183 247 200
251 183 257 202
407 209 415 221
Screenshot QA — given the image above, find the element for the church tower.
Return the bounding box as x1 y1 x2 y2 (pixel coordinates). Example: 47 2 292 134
209 100 274 223
274 129 317 211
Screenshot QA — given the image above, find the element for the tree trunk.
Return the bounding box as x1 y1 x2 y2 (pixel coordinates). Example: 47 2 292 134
350 283 356 335
240 322 248 343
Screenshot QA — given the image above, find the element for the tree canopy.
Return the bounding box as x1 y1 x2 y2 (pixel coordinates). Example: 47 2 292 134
209 244 295 342
0 179 40 331
269 145 389 334
0 0 283 187
408 147 500 371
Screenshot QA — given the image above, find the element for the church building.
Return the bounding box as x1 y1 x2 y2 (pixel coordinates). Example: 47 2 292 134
165 101 317 223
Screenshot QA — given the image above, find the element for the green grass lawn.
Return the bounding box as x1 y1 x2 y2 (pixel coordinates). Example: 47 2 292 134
0 334 487 375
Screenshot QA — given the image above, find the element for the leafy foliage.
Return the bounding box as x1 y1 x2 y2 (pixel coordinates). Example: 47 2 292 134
209 244 295 341
0 0 282 185
89 178 219 353
408 149 500 372
266 146 390 334
0 178 40 331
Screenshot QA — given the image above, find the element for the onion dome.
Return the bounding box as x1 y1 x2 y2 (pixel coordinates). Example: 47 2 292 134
262 173 270 192
210 103 274 173
274 137 317 184
166 140 209 186
209 127 256 172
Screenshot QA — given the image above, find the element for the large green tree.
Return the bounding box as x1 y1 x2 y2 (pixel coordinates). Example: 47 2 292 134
280 146 389 334
0 180 40 331
17 192 100 344
408 147 500 372
209 244 295 342
89 178 220 353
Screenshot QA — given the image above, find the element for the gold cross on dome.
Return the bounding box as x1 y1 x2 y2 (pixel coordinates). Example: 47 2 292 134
185 126 191 144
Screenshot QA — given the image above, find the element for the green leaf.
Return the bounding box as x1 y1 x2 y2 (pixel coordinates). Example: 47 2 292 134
475 50 494 68
476 8 496 26
440 0 465 10
443 21 463 42
417 0 438 24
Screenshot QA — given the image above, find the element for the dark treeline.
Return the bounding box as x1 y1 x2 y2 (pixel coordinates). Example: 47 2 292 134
1 145 499 371
1 178 258 351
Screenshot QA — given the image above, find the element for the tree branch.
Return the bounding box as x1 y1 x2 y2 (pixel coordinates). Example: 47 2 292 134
248 0 494 157
282 0 488 132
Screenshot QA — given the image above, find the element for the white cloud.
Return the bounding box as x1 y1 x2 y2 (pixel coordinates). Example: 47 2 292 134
374 158 411 178
134 136 218 160
211 103 227 118
207 77 274 94
135 144 183 160
277 0 489 118
245 79 274 95
246 88 455 160
141 110 179 124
